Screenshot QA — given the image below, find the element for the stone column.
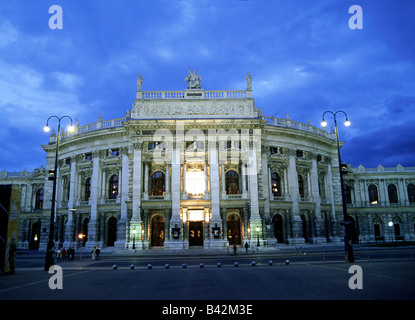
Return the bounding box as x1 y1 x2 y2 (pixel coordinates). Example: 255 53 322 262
310 156 325 244
165 163 170 200
115 149 129 249
86 150 100 250
165 141 184 249
207 143 225 249
130 141 144 250
287 150 304 245
247 139 263 246
64 156 77 248
326 163 341 243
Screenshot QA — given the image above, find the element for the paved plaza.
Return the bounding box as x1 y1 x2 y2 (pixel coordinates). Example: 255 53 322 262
1 248 415 301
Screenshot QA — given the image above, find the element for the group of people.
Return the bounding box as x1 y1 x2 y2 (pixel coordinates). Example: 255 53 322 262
91 246 101 260
56 247 76 261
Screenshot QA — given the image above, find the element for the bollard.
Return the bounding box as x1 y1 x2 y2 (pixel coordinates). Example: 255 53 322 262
182 263 187 268
268 260 273 266
234 261 239 267
130 264 135 270
112 264 118 270
165 263 170 269
147 263 152 269
251 261 256 266
217 262 222 268
200 263 204 268
285 260 290 265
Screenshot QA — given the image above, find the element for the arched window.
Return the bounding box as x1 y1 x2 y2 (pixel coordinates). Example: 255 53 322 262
225 170 240 194
35 188 44 210
368 184 378 205
407 183 415 203
298 175 305 198
84 178 91 201
108 175 119 199
344 185 352 204
151 171 165 196
388 184 398 203
271 173 281 197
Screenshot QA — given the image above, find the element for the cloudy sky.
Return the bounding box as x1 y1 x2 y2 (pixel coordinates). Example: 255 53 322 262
1 0 414 172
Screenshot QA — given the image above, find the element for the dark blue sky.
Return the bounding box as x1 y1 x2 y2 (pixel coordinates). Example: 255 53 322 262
1 0 414 172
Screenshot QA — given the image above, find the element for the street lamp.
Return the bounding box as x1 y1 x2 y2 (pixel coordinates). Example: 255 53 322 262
321 110 355 263
255 226 260 247
43 115 74 271
388 221 394 242
132 229 136 249
78 233 85 260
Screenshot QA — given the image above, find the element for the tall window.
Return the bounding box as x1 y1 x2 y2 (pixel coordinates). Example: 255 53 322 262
271 172 281 197
151 171 165 196
368 184 378 205
84 178 91 201
388 184 398 203
35 188 44 210
108 175 119 199
408 183 415 203
344 185 352 204
298 175 305 198
226 170 240 194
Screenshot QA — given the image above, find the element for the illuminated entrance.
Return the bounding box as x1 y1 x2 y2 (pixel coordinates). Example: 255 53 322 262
187 209 204 246
227 214 241 245
189 222 203 246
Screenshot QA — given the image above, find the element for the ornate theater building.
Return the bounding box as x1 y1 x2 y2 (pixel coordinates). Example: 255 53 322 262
1 71 415 251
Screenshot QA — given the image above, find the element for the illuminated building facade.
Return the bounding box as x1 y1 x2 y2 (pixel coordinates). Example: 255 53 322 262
1 72 415 251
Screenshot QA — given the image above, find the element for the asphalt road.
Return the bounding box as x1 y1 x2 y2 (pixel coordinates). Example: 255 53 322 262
1 246 414 302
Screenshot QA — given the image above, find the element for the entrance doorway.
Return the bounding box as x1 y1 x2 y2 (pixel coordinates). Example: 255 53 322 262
151 215 165 246
273 214 284 244
189 221 203 246
107 216 117 247
227 214 241 245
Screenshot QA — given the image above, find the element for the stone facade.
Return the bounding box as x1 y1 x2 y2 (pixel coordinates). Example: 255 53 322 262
1 73 415 251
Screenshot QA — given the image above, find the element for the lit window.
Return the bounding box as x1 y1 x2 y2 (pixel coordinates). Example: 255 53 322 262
151 171 165 196
271 172 281 197
109 175 119 199
226 170 240 194
368 184 378 205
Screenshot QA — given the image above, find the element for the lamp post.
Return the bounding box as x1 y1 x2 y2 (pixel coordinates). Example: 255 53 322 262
321 110 355 263
78 233 84 260
255 226 260 247
132 229 136 249
43 115 74 271
388 221 394 243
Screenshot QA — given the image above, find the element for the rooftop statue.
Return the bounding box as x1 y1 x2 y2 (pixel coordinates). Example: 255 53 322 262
137 73 143 91
185 67 201 89
245 72 252 90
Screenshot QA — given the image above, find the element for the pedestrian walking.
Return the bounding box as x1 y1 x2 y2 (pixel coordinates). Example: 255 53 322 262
233 244 237 256
95 246 101 260
245 241 249 253
61 248 66 261
57 249 62 262
91 246 97 260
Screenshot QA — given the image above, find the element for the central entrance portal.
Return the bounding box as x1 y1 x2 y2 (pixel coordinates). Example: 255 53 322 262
189 221 203 246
